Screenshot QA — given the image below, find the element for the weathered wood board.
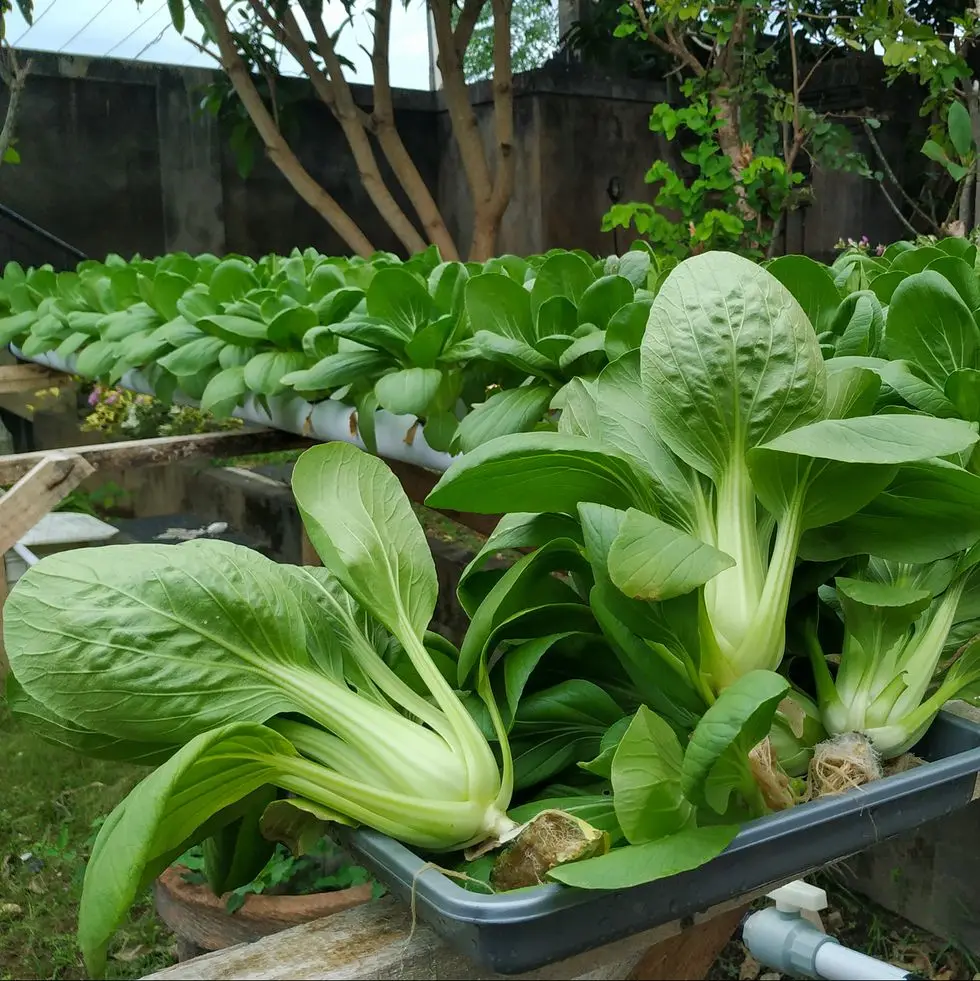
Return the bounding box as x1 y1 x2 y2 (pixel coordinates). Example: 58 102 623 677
142 894 754 981
0 429 312 484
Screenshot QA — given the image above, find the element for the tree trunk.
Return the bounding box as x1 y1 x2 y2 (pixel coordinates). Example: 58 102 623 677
283 2 429 256
251 0 446 257
711 92 756 225
0 45 29 167
960 167 975 231
202 0 376 257
468 0 515 260
371 0 460 259
374 121 459 258
968 86 980 233
208 0 513 260
431 1 495 219
430 0 514 260
468 219 501 262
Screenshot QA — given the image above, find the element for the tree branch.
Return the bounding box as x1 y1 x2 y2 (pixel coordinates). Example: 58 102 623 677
295 1 370 125
479 0 515 254
453 0 487 58
861 118 938 231
876 177 925 238
287 0 428 255
430 0 495 228
787 12 800 135
201 0 376 257
246 0 339 113
784 8 805 172
0 43 29 168
371 0 459 258
183 34 224 67
629 0 705 77
797 44 833 97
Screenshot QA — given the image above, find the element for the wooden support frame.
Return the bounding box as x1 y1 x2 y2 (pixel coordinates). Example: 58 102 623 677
0 452 95 554
0 451 94 669
142 893 754 981
0 429 498 537
0 428 313 484
0 363 65 395
0 427 314 671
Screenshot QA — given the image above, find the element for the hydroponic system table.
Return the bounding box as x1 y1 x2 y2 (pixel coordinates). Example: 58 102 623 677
0 359 756 981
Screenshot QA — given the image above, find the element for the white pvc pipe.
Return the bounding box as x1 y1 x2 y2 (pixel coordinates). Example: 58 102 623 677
743 908 913 981
12 346 457 473
813 941 910 980
12 542 38 567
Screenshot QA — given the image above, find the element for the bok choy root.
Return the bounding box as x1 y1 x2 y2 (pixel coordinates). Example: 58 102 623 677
2 442 605 976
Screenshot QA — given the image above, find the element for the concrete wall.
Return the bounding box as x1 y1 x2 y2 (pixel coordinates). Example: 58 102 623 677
0 51 673 262
218 84 443 258
0 52 448 260
438 69 676 256
4 57 171 260
0 48 934 264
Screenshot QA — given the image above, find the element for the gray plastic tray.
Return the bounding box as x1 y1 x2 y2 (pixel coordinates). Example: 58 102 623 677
346 710 980 974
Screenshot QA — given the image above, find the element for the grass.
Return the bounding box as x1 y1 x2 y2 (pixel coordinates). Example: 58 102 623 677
0 702 174 981
411 502 488 553
211 449 304 469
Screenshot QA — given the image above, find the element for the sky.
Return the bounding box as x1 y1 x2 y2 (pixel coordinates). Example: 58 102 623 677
5 0 434 89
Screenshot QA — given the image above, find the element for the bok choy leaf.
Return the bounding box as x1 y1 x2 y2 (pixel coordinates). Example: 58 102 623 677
809 551 980 756
3 442 518 974
429 252 980 695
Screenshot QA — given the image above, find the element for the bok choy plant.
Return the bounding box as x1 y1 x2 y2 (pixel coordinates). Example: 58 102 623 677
455 250 648 452
807 551 980 757
428 251 980 696
3 442 541 974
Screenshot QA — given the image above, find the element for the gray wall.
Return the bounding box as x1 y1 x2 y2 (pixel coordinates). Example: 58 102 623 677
0 51 677 262
438 69 677 256
778 54 933 263
0 52 448 260
0 48 934 264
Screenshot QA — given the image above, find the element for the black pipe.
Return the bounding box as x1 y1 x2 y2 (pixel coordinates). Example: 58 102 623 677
0 202 87 261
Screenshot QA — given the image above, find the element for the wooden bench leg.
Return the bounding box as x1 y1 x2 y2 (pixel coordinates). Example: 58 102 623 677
0 452 95 554
628 904 748 980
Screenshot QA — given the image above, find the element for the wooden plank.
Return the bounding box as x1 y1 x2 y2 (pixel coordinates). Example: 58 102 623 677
0 429 313 484
0 363 65 395
142 892 753 981
300 528 321 567
0 452 95 554
627 905 748 980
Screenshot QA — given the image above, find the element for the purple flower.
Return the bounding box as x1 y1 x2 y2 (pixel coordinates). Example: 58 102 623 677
105 392 119 405
87 389 100 406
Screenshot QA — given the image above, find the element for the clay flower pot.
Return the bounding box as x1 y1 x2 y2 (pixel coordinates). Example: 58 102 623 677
153 865 373 961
